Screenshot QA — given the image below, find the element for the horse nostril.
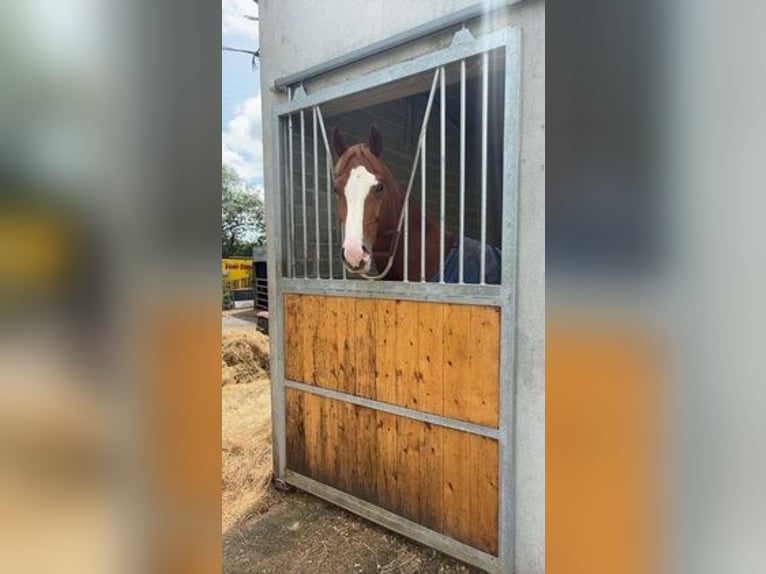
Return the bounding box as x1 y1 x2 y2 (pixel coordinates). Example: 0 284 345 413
362 245 370 255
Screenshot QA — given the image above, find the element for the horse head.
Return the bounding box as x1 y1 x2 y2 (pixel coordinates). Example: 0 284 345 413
331 125 401 276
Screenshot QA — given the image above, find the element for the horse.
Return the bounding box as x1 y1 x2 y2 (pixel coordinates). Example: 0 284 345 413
331 125 501 284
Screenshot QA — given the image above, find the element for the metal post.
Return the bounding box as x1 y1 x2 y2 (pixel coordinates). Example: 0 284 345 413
439 66 446 283
287 106 295 278
420 126 427 282
315 106 335 280
313 108 321 278
459 59 466 284
300 110 308 278
480 51 488 284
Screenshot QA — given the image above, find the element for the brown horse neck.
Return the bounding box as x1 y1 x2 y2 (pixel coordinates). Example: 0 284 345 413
373 189 455 282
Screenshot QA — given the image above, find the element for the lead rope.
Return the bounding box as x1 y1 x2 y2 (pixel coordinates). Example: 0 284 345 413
315 67 441 280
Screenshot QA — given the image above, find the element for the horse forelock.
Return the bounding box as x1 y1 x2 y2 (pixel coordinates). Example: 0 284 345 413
335 144 390 184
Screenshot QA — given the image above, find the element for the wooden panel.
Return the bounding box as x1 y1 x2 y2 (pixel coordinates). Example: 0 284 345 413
282 294 303 382
284 390 499 555
301 294 318 385
284 388 306 476
313 293 336 389
443 304 475 423
282 294 500 428
394 300 420 409
442 428 472 546
469 435 499 555
468 306 500 428
373 299 397 404
354 298 377 399
334 297 356 394
417 303 444 415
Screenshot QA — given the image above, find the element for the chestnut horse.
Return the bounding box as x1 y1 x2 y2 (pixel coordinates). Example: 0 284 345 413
331 125 501 283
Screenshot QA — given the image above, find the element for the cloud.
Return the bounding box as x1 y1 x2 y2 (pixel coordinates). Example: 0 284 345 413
222 94 263 184
222 0 259 40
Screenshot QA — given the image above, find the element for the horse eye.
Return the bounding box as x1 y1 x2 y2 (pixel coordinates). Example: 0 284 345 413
374 183 384 194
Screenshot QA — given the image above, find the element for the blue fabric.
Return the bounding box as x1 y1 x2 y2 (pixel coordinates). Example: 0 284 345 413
429 237 502 284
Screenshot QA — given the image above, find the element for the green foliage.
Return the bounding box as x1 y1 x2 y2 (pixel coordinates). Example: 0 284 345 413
222 165 266 257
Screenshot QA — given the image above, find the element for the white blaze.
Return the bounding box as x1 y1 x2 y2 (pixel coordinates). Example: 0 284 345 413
342 165 377 268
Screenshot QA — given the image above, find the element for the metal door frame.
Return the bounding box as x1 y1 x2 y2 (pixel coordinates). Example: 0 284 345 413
265 26 521 574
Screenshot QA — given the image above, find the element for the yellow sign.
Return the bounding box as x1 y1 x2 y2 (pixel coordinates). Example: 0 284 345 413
222 258 252 290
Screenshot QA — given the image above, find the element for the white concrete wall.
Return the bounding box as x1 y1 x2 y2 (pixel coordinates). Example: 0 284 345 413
259 2 544 572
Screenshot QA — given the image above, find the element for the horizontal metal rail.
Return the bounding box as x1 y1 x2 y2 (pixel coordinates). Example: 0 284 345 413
285 380 499 439
278 277 503 305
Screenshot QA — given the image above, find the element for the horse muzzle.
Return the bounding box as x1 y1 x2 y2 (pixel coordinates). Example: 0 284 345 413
341 244 372 274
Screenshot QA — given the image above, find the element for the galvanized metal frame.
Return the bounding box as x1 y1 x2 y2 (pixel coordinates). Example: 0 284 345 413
267 26 522 574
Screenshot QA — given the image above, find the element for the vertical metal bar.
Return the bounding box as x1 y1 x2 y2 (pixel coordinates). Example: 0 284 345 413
401 68 440 282
267 112 286 481
403 200 409 282
326 146 333 279
314 106 335 280
287 108 295 278
313 108 320 278
300 110 308 278
480 51 489 285
439 66 446 283
498 30 522 574
459 59 466 284
420 128 427 282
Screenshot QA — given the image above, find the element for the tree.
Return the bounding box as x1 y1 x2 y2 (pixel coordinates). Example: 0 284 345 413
222 165 265 257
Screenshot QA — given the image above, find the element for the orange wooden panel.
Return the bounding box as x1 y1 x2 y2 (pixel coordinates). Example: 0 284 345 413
354 298 377 399
375 409 399 513
469 435 499 555
373 299 398 404
547 321 658 574
417 302 444 415
334 297 357 394
283 295 500 424
418 422 444 533
282 294 303 382
443 304 475 422
301 294 319 385
468 306 500 428
284 390 499 554
442 428 473 546
394 300 420 410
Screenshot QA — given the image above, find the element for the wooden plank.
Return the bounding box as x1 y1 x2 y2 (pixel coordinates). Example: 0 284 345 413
313 293 337 389
301 295 318 385
284 388 307 476
336 401 357 494
354 298 377 399
394 300 420 409
441 426 472 547
282 294 303 382
396 416 422 524
335 297 357 394
468 435 499 555
375 409 399 514
418 422 444 533
442 303 474 423
417 301 445 416
300 391 322 482
373 299 397 404
354 404 378 505
469 306 500 428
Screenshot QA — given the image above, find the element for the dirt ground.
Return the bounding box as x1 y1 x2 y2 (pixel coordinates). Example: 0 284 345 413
222 308 484 574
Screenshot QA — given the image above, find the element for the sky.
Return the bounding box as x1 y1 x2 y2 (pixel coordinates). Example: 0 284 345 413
222 0 263 189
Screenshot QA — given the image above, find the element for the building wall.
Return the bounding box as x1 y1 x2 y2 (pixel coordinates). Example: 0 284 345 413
259 2 544 572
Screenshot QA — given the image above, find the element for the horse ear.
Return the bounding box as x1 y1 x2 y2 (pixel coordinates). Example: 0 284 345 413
331 126 347 158
368 125 383 157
